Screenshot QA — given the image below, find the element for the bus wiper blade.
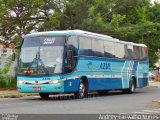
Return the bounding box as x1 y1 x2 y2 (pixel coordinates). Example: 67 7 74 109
38 58 49 75
36 51 49 75
26 50 49 75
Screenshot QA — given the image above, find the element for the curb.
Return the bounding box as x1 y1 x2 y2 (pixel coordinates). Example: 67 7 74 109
152 100 160 104
0 94 37 98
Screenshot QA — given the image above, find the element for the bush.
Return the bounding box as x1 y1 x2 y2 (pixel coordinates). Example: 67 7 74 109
0 55 17 89
0 75 16 89
6 76 17 89
1 56 12 74
0 75 6 88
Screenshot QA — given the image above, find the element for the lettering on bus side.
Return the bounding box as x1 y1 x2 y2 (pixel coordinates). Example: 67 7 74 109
99 63 111 70
42 77 51 80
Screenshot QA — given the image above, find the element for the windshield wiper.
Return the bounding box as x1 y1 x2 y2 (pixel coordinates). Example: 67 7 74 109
27 51 49 75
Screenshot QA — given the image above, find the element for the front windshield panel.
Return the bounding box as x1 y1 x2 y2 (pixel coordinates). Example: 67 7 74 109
18 36 65 75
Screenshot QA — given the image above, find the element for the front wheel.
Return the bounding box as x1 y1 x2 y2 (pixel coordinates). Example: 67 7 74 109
39 93 50 99
122 80 136 94
74 81 87 99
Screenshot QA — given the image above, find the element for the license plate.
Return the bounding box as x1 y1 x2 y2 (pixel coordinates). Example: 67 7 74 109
33 87 41 91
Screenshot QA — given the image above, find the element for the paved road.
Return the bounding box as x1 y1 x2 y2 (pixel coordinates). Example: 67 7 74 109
0 86 160 114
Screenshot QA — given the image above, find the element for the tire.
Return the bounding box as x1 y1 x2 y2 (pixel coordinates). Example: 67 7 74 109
39 93 50 99
98 90 109 96
74 80 87 99
122 80 136 94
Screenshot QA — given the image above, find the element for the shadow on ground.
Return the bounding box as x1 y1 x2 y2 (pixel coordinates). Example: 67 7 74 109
24 90 145 101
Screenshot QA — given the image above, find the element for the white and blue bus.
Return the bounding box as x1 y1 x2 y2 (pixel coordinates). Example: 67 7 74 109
17 30 149 99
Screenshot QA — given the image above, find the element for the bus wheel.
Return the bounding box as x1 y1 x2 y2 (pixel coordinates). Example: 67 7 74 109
98 90 109 96
39 93 50 99
74 81 87 99
122 80 136 94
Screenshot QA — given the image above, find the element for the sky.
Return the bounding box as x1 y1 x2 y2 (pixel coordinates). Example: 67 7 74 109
150 0 160 4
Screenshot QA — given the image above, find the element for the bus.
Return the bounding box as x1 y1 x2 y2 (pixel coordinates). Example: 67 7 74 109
17 30 149 99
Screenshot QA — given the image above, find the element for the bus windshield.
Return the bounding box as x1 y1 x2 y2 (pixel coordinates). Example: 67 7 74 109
18 36 65 75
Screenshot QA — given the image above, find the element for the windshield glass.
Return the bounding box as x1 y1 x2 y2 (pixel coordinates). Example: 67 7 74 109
18 36 65 75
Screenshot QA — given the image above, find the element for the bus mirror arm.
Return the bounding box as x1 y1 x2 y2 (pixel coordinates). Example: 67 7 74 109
14 46 21 49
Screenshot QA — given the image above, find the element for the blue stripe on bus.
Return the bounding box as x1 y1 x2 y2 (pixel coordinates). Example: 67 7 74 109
88 78 122 91
63 78 123 92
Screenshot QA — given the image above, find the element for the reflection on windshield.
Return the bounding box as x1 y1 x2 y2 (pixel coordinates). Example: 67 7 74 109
18 36 65 75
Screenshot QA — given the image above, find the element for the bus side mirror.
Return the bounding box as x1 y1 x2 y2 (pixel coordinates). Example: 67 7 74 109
67 50 73 67
14 46 21 49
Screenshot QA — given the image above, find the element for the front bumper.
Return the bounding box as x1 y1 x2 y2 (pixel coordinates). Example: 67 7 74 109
17 83 64 93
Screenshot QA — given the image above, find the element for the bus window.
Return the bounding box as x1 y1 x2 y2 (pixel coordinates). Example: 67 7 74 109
115 43 125 59
92 39 104 57
133 46 140 60
65 36 78 73
124 44 128 59
79 37 92 56
67 36 78 55
104 41 115 58
126 45 133 59
140 47 148 60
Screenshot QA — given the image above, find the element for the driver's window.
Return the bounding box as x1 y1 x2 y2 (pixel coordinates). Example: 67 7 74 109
65 36 78 73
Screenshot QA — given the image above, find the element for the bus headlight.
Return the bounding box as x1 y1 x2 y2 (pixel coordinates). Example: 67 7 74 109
17 80 26 84
48 80 62 84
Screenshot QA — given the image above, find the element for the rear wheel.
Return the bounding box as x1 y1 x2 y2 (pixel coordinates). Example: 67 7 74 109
74 80 88 99
39 93 50 99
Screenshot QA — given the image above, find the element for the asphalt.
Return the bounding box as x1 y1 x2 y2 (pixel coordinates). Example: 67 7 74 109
149 81 160 104
0 86 160 114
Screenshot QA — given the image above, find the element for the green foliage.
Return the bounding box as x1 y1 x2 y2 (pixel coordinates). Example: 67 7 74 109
0 0 160 67
0 75 5 88
5 76 17 89
1 56 12 74
0 0 62 44
0 75 16 88
80 6 107 33
38 12 61 31
0 56 16 88
149 2 160 22
110 14 126 30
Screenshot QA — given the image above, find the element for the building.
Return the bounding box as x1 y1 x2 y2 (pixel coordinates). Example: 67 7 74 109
0 43 15 58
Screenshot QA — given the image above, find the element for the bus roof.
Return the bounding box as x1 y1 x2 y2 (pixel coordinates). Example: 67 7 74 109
25 30 147 47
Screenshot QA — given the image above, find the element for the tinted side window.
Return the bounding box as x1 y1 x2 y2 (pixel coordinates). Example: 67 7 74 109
114 43 125 59
67 36 78 56
92 39 104 57
133 46 140 60
127 45 133 59
79 37 92 56
104 41 115 58
140 47 148 60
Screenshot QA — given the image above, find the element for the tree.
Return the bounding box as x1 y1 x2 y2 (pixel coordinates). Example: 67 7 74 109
0 0 63 44
149 2 160 22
